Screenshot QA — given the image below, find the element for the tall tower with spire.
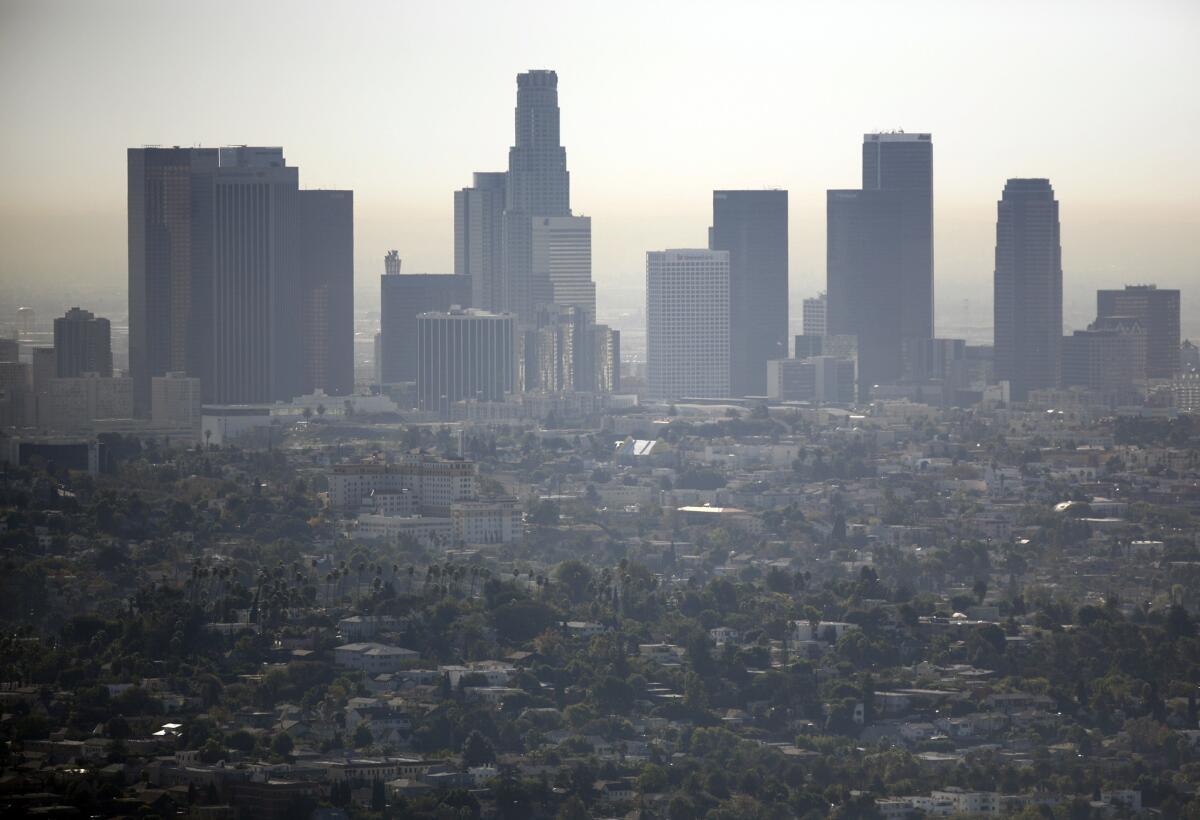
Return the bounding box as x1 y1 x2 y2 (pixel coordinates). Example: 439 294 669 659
499 70 590 324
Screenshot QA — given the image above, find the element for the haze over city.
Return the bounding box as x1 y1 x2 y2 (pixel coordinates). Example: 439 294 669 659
4 5 1200 820
1 0 1198 337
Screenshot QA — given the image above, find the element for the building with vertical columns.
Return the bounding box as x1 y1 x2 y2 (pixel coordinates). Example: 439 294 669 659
210 147 302 404
646 250 730 400
129 145 351 408
993 178 1062 402
53 308 112 377
455 172 507 311
416 308 516 414
709 190 788 396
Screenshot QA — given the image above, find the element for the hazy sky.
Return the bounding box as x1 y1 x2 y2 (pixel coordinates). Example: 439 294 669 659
1 0 1197 329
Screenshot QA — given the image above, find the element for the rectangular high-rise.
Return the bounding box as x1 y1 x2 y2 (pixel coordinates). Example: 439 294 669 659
862 133 934 344
646 250 730 400
54 307 112 378
826 188 905 394
210 147 302 404
455 172 507 311
130 145 351 407
709 190 788 396
1096 285 1180 378
416 308 516 414
993 178 1062 401
532 215 595 318
298 189 354 396
127 147 218 414
380 269 472 384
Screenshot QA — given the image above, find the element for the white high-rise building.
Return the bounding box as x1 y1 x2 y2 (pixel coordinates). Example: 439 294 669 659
532 215 594 318
803 292 827 337
646 250 730 400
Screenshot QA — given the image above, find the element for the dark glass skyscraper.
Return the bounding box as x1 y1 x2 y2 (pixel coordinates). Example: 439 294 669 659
862 133 934 345
130 146 351 407
127 147 218 415
826 133 933 396
210 147 302 404
826 188 905 394
53 307 112 378
864 133 936 345
993 178 1062 401
709 190 788 396
299 189 354 396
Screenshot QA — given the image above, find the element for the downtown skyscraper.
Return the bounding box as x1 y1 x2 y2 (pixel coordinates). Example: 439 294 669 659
454 71 595 325
709 190 788 396
454 172 506 311
646 250 731 400
993 178 1063 401
826 133 933 395
128 146 352 409
127 147 218 415
863 133 934 345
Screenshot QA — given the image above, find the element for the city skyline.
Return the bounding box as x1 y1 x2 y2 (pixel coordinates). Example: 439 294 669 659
1 0 1198 336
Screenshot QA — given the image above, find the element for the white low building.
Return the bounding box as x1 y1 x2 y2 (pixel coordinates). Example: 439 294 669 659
335 642 419 674
356 515 453 546
450 497 521 544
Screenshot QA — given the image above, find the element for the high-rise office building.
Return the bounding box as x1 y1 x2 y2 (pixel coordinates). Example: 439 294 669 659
501 70 580 324
127 147 218 415
210 147 302 404
532 215 595 317
993 179 1063 401
862 132 934 344
53 308 112 378
298 189 354 396
826 188 905 394
380 267 472 384
709 190 788 396
1096 285 1180 378
507 70 570 217
130 145 351 408
826 133 933 397
455 172 507 311
646 250 730 400
803 293 827 337
416 308 516 414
